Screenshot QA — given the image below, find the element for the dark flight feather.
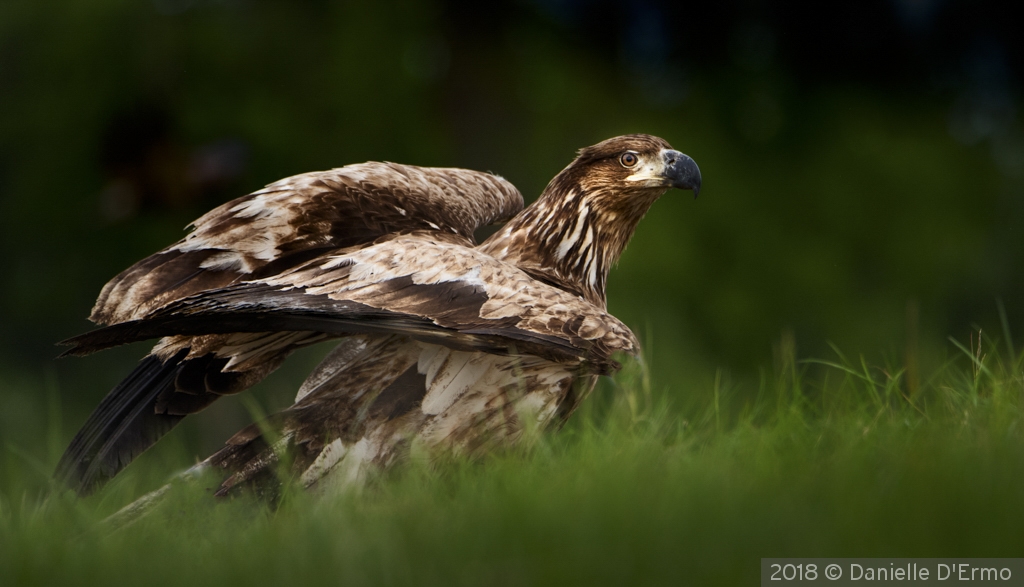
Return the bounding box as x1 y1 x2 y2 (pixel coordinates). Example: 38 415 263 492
55 349 189 493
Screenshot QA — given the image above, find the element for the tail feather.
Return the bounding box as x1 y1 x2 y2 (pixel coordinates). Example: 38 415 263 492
55 349 190 495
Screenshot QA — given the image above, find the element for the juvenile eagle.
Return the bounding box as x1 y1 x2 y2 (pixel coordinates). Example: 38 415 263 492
57 134 701 496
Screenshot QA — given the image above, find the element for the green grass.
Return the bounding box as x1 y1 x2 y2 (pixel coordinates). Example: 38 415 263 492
2 334 1024 586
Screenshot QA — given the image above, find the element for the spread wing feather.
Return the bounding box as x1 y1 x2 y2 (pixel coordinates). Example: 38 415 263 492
91 163 523 326
57 166 523 495
63 233 638 373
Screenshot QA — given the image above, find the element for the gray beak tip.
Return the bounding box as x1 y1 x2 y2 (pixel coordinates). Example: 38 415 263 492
662 149 702 198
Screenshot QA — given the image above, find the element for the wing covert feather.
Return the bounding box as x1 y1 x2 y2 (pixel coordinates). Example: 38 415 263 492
91 163 523 325
65 234 637 373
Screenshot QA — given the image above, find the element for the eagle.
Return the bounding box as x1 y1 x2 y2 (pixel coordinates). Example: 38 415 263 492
56 134 701 498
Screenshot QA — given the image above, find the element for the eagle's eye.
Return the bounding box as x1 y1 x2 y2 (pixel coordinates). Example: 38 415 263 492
619 152 639 168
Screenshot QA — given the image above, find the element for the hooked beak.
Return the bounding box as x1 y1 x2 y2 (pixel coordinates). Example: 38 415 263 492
661 149 702 198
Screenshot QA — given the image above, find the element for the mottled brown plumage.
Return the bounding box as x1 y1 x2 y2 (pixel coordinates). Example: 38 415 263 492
92 163 523 326
56 134 700 497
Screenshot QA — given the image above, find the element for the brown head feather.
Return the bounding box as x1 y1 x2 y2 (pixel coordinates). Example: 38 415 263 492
480 134 694 307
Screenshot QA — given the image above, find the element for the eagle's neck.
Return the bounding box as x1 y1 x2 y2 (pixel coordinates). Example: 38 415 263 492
480 182 662 308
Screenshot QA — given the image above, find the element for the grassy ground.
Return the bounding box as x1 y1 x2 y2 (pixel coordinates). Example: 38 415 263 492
2 334 1023 586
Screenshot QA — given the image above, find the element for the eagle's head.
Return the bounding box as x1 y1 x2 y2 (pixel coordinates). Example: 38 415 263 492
560 134 701 202
482 134 701 307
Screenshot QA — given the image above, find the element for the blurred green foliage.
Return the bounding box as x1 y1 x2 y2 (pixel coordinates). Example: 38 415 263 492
1 0 1023 526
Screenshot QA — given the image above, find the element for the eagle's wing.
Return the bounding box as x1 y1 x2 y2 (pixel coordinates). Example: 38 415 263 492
65 233 639 371
91 163 523 325
56 233 635 494
58 167 522 494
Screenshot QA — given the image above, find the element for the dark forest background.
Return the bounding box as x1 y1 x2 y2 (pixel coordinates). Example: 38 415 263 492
1 0 1022 453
